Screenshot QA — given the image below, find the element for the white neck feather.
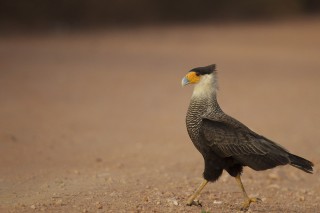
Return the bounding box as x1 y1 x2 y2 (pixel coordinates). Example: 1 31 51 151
192 73 218 99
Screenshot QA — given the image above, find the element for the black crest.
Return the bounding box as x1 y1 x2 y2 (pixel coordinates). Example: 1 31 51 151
190 64 216 75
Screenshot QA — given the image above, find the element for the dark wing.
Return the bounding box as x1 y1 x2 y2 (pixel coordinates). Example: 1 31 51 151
201 118 291 171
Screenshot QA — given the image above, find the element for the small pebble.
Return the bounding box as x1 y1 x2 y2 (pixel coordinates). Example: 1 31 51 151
167 198 178 206
213 200 222 204
268 173 279 180
95 201 103 209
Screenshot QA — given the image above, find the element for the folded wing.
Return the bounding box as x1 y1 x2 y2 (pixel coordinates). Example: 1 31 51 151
201 118 291 171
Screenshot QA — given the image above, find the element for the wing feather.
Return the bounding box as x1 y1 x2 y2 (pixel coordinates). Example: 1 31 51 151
201 118 290 170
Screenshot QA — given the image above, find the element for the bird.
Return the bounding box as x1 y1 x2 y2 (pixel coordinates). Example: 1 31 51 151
181 64 314 211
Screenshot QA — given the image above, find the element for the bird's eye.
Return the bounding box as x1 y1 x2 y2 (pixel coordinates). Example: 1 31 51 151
195 72 200 76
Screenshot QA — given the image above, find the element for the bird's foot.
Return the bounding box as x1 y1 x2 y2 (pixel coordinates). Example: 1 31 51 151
240 197 261 211
186 199 202 207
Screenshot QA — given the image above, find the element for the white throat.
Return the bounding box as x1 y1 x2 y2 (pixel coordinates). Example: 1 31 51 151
192 73 218 99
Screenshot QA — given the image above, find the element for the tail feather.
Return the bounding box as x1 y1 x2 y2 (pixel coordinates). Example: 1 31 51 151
289 154 314 174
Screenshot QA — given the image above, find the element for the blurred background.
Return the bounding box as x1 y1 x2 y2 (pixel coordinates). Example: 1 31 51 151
1 1 320 212
0 0 320 30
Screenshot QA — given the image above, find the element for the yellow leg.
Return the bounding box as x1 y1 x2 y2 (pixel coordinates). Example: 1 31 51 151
235 174 261 211
186 179 208 206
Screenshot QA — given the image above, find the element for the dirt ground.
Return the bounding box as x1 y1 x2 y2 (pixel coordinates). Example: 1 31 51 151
1 18 320 213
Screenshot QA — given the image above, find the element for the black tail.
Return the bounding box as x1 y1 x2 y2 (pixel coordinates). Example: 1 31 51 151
289 154 314 174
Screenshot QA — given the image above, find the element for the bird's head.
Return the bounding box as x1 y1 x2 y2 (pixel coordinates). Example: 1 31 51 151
182 64 218 97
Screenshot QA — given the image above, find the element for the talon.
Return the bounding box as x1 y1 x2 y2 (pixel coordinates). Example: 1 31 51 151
240 197 261 211
240 206 249 212
187 199 202 206
251 197 262 203
186 179 208 207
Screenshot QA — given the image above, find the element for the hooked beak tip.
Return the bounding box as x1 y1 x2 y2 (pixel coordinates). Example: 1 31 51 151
181 77 189 87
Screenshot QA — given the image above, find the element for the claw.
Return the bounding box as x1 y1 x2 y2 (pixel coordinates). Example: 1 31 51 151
254 197 262 203
186 199 202 207
186 179 208 207
240 197 261 211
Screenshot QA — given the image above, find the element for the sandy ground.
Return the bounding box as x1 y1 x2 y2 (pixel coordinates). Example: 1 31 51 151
1 18 320 213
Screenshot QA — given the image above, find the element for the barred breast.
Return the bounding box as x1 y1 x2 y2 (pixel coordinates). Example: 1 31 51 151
186 98 207 150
